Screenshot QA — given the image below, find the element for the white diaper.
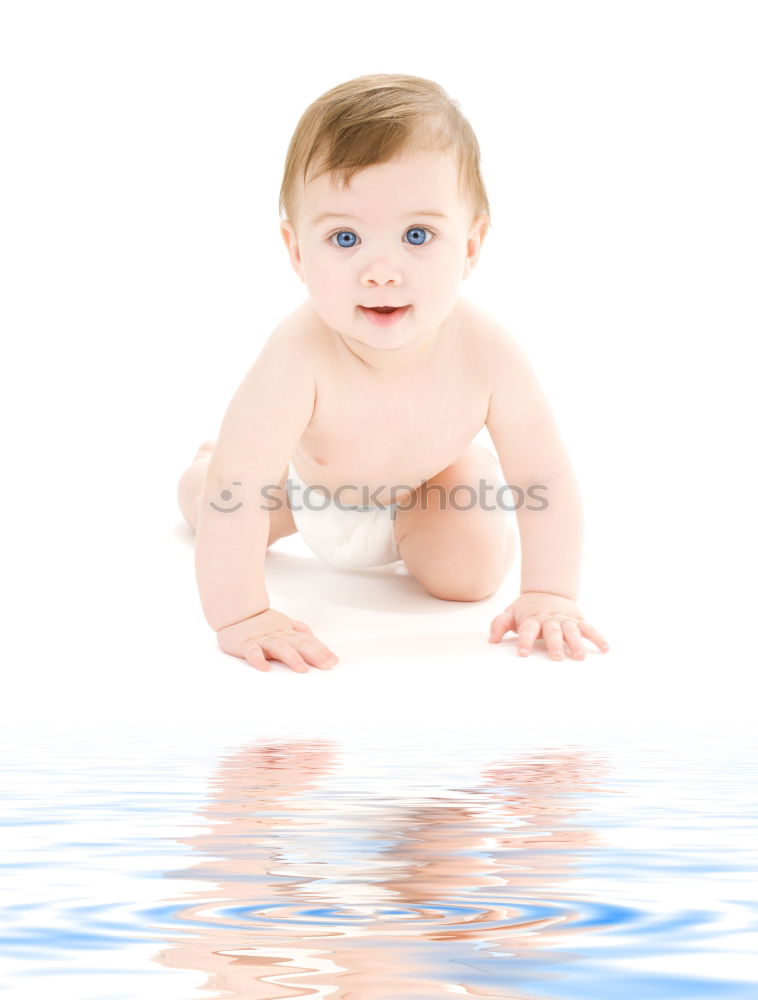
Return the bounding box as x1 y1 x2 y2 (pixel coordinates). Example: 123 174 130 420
287 462 402 570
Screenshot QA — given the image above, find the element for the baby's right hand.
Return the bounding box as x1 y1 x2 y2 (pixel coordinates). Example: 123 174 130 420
216 608 339 673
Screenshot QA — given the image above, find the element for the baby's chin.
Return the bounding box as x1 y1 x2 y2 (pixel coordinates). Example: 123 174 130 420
313 303 411 341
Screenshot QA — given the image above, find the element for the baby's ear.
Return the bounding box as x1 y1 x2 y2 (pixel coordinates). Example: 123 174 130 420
463 214 489 278
280 220 304 281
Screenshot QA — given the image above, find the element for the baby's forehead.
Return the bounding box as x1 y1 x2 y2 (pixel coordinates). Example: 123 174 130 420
300 152 467 217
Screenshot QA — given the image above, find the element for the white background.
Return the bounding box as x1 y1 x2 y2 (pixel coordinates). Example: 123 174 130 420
1 0 756 742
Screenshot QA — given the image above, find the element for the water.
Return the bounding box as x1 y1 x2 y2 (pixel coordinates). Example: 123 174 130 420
1 734 756 999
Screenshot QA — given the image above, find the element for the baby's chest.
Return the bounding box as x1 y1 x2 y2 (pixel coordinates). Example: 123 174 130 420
300 378 488 472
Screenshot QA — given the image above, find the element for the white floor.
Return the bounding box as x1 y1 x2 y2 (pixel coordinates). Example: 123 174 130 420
4 459 751 755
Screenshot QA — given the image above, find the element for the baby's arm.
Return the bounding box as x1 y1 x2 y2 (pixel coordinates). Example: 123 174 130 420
485 328 582 599
194 323 337 672
485 327 609 659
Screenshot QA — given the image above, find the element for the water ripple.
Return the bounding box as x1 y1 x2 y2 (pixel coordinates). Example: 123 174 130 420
1 738 757 999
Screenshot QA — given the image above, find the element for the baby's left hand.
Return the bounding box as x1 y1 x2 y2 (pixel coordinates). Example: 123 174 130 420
488 592 610 660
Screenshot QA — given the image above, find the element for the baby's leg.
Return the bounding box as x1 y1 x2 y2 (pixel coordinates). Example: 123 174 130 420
176 441 216 530
393 442 516 601
176 441 297 545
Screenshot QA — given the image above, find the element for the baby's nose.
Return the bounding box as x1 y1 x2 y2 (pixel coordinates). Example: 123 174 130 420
361 260 402 285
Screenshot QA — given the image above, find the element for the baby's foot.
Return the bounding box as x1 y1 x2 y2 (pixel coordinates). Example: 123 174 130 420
193 440 215 461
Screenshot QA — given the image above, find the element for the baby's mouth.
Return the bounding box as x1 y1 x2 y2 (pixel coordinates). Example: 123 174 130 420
359 304 411 326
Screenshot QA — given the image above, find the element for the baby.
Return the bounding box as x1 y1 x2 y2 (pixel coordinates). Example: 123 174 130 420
177 73 610 673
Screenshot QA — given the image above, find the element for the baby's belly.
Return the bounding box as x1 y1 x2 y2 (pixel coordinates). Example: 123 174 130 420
290 443 469 508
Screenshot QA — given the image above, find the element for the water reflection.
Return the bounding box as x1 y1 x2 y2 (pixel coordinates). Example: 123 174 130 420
153 741 611 998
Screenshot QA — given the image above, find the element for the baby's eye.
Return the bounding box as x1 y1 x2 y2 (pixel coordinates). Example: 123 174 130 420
326 226 435 249
330 230 358 248
404 226 433 246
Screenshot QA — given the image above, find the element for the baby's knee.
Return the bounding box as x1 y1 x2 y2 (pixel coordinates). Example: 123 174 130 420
422 568 504 603
416 535 513 601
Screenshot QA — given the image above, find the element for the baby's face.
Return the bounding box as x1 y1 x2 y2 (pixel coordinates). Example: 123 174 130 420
281 148 488 350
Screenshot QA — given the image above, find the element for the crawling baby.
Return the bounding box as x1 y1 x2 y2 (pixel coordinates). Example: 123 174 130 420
177 73 610 672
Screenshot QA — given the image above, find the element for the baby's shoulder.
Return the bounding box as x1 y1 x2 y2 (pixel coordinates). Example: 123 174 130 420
457 296 519 361
264 300 332 362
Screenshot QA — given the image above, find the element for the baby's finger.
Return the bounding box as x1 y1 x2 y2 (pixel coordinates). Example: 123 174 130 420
542 621 567 661
578 621 610 653
517 618 541 656
562 620 585 660
241 642 270 672
260 639 310 673
489 609 514 643
296 639 338 670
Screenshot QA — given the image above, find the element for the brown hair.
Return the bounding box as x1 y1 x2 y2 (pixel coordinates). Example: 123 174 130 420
279 74 490 230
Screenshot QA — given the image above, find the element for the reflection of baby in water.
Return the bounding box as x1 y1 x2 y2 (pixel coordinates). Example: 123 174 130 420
153 741 610 999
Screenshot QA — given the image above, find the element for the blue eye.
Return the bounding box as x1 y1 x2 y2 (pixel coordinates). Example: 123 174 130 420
332 230 358 248
405 226 431 246
327 226 434 248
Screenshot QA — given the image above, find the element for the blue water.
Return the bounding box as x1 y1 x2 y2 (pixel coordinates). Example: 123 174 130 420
1 735 756 999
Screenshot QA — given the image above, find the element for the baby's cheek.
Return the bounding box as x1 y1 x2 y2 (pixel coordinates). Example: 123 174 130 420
321 286 350 314
308 266 337 296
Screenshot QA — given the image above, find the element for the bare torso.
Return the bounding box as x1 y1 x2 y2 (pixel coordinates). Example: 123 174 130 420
288 296 496 507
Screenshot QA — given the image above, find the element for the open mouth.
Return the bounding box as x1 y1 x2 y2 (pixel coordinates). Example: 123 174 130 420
359 304 410 327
